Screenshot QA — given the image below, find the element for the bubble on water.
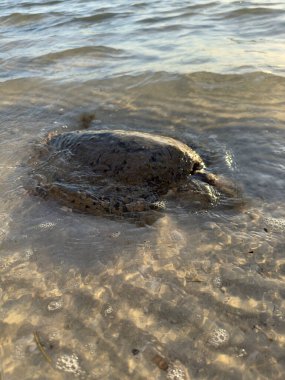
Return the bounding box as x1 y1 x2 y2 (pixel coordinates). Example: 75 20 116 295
203 221 219 230
48 329 61 342
103 304 113 317
60 206 73 213
212 276 222 288
273 305 285 321
143 240 152 250
84 342 97 355
236 348 247 357
264 217 285 232
110 231 121 239
25 248 34 259
207 328 230 348
152 200 166 210
137 240 152 254
170 230 185 243
37 221 57 230
167 362 187 380
47 298 63 311
15 335 36 359
223 296 231 304
15 342 26 359
56 353 85 377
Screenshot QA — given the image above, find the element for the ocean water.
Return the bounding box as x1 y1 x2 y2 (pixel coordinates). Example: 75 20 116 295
1 1 285 379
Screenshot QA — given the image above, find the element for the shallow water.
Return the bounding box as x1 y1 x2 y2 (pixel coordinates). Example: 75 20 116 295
1 1 285 379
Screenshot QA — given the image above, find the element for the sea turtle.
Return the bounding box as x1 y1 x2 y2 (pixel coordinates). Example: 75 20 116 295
27 129 239 223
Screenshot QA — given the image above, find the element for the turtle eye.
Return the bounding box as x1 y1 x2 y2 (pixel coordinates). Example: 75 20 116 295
192 162 203 174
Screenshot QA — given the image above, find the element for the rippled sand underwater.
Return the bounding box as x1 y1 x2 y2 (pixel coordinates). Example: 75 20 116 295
1 0 285 379
1 72 285 380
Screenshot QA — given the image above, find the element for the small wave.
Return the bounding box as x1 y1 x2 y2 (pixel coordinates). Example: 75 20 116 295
0 12 46 25
75 12 119 23
55 11 133 28
138 13 195 24
216 6 284 19
21 0 62 7
33 46 128 63
131 2 148 8
184 1 220 10
139 24 183 33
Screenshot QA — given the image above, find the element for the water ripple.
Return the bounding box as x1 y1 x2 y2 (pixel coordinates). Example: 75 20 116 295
1 12 47 25
33 45 128 62
1 1 285 77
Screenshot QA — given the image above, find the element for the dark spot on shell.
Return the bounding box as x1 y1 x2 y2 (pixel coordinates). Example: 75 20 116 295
132 349 140 356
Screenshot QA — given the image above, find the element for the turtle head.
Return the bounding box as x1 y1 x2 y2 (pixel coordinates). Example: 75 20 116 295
192 170 241 198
